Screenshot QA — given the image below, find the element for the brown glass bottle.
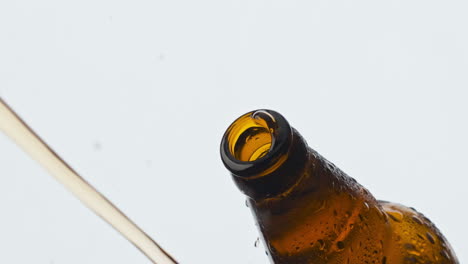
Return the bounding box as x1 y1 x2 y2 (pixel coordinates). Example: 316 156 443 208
220 110 458 264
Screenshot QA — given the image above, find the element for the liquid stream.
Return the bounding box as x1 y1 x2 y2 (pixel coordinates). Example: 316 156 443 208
0 98 177 264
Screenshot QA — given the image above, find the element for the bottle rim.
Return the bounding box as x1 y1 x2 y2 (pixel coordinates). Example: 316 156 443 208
220 109 292 178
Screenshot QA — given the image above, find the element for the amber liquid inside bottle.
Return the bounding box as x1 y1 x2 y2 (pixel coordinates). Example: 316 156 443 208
220 110 458 264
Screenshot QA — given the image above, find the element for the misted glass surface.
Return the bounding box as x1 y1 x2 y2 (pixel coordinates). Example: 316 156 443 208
221 110 459 263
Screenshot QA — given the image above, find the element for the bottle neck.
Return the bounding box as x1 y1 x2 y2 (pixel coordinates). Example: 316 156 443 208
231 128 309 200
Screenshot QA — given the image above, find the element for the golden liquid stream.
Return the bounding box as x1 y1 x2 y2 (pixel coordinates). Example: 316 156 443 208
0 98 177 264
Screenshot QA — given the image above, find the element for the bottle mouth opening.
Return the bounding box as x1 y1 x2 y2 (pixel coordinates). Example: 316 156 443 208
227 111 275 162
221 109 292 178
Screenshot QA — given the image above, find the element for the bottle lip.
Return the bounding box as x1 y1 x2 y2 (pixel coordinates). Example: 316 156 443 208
220 109 292 178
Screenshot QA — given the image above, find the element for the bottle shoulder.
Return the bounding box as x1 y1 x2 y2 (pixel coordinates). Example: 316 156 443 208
379 201 459 264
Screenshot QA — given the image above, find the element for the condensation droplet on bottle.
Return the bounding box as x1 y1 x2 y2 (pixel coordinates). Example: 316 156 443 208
416 233 425 241
317 239 325 250
426 232 435 244
363 202 370 210
440 249 450 260
336 241 345 251
358 214 364 222
412 215 422 225
382 256 387 264
254 237 260 248
386 210 403 222
404 243 420 256
362 189 370 196
314 199 326 213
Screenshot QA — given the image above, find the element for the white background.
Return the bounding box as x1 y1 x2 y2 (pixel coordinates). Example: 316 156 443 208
0 0 467 263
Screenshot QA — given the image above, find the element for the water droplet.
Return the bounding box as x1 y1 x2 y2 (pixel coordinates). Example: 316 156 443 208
412 216 422 225
386 210 403 222
404 243 420 256
254 237 260 247
426 232 435 244
245 199 249 207
317 239 325 250
404 256 417 263
313 200 326 213
363 202 370 210
363 189 370 196
404 243 415 250
382 256 387 264
440 249 450 259
336 241 345 251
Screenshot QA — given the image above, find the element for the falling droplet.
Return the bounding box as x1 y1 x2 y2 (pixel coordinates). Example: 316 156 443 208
254 237 260 248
